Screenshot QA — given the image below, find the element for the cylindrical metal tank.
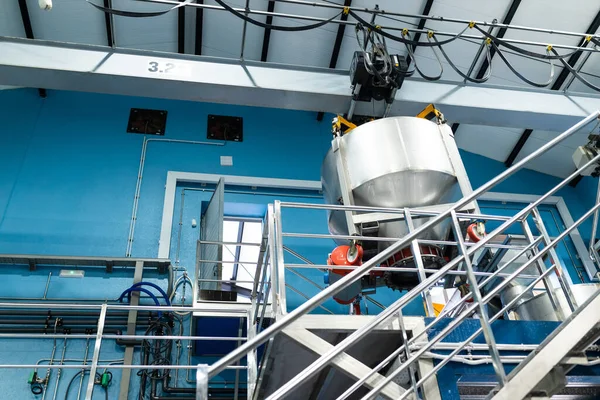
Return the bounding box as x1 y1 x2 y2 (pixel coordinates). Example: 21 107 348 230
502 283 600 321
321 117 461 248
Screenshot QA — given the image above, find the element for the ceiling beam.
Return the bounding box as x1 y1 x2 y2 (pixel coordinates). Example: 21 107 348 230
103 0 115 47
4 38 600 131
407 0 434 67
195 0 204 55
474 0 522 80
17 0 34 39
17 0 46 98
260 1 276 62
328 0 351 69
504 129 532 167
178 0 186 53
505 7 600 176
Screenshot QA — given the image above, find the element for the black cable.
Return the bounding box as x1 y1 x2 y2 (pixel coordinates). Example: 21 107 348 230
493 41 555 87
30 383 43 395
552 47 600 92
214 0 342 31
402 32 443 81
473 25 586 60
64 370 102 400
349 9 470 47
86 0 193 17
431 35 492 83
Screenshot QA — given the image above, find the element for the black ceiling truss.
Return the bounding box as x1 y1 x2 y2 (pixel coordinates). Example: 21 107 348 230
260 1 276 62
328 0 352 69
505 7 600 187
178 0 186 53
195 0 204 55
103 0 115 47
18 0 46 98
406 0 434 68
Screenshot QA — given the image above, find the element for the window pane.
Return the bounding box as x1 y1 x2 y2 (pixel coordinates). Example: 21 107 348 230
237 221 262 289
221 220 240 280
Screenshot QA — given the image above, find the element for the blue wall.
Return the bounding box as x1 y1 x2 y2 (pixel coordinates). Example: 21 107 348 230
0 88 598 398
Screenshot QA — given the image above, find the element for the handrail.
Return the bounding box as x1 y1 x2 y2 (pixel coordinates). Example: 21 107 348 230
207 111 600 382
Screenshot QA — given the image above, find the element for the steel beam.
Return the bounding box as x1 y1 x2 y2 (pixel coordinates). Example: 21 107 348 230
407 0 434 67
103 0 115 47
282 328 408 400
195 0 204 55
260 1 276 62
3 38 600 131
504 128 532 167
178 0 186 53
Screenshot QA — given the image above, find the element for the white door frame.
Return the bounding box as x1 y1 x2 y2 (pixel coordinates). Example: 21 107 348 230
158 171 596 281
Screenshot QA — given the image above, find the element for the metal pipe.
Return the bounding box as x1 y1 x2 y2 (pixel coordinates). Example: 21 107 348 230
589 178 600 259
132 0 600 46
279 202 516 220
0 333 250 340
43 272 52 300
126 137 225 256
282 232 525 245
51 337 68 400
266 0 600 40
259 113 600 399
76 339 90 400
285 264 542 279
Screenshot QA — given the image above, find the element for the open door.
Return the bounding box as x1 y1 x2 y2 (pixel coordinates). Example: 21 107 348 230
197 178 225 295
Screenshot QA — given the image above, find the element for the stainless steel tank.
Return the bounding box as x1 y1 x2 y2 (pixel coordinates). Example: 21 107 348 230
503 283 600 321
321 117 461 248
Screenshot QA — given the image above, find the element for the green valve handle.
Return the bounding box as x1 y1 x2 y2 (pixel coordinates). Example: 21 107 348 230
101 372 111 388
27 371 37 385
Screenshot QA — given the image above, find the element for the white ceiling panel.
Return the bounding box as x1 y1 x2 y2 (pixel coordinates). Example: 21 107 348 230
201 0 269 60
486 0 597 89
27 0 106 45
0 1 25 37
514 137 579 178
112 0 178 52
529 129 591 150
267 2 340 67
455 124 522 162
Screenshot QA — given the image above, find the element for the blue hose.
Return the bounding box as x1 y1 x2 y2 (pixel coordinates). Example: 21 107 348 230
128 281 171 306
118 287 162 317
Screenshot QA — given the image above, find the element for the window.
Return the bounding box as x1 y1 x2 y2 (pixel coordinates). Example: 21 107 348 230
222 219 263 294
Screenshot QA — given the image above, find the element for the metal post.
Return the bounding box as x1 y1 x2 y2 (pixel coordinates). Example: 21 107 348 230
267 206 279 316
404 208 435 316
85 304 107 399
520 220 566 321
196 364 208 400
274 201 288 313
449 210 506 386
588 178 600 260
531 207 578 312
398 310 418 399
206 112 600 381
119 260 144 399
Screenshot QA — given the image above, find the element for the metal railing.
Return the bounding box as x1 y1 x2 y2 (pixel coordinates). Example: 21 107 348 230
201 111 600 399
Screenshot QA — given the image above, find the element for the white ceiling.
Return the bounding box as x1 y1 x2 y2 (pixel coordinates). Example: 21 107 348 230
2 0 600 178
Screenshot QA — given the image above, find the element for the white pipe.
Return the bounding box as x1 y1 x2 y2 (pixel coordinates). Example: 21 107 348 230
125 138 225 257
